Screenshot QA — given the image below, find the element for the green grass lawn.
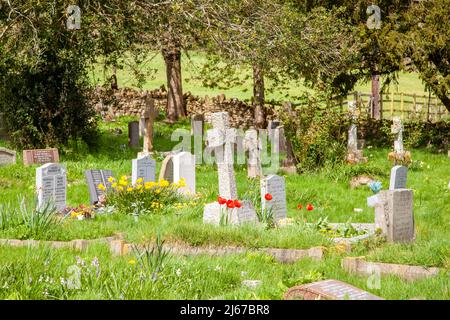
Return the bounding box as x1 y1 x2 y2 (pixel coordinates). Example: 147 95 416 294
0 117 449 299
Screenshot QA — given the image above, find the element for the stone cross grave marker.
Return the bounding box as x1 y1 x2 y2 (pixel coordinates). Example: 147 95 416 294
23 148 59 166
128 121 140 148
389 165 407 190
0 147 16 166
36 163 66 212
85 170 113 204
260 174 286 221
373 189 414 242
206 112 238 199
172 151 196 196
284 279 383 300
391 116 404 153
347 124 358 154
244 129 262 178
132 155 156 185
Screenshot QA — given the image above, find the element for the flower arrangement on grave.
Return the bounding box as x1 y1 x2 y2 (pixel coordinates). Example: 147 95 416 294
368 181 382 194
217 196 243 226
98 176 187 215
312 217 366 239
68 204 95 220
388 150 412 166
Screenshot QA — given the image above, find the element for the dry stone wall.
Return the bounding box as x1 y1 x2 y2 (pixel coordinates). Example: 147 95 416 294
93 86 276 128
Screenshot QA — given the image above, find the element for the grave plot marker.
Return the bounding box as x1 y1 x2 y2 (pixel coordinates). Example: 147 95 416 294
128 121 140 148
23 148 59 166
389 165 408 190
191 114 204 165
260 174 287 221
346 101 367 164
244 129 262 178
172 152 195 195
0 147 16 166
132 155 156 185
85 170 114 204
36 163 66 212
138 96 158 158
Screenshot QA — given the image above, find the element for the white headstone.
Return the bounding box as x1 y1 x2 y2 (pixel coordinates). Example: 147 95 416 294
244 129 262 178
172 151 196 196
132 155 156 185
389 165 407 190
36 163 66 212
260 174 287 221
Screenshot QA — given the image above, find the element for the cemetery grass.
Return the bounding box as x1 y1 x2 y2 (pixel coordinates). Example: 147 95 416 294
0 118 449 299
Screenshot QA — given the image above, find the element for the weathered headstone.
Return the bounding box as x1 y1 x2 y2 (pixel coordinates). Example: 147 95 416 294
191 114 204 165
284 279 383 300
128 121 140 148
203 200 258 226
85 170 113 204
260 174 286 221
36 163 66 212
389 165 407 190
132 155 156 185
159 154 175 182
371 189 415 242
23 148 59 166
172 151 196 195
346 101 367 164
244 129 262 178
140 96 158 156
0 147 16 166
391 116 404 153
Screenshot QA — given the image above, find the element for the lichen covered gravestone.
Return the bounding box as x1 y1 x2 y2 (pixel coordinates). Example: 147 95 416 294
36 163 66 212
132 155 156 185
0 147 16 166
85 170 114 204
260 174 286 221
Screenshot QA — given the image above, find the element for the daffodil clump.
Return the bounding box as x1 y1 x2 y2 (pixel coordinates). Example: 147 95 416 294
99 176 187 215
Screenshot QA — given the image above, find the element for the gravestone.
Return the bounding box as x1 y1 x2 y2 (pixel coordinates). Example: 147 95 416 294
260 174 286 221
267 120 281 142
203 200 258 226
0 148 16 166
284 279 383 300
244 129 262 178
23 148 59 166
128 121 140 148
346 101 367 164
36 163 66 212
132 155 156 185
172 152 195 195
159 154 175 182
370 189 415 242
85 170 113 204
191 114 204 165
139 96 158 157
203 112 258 225
391 117 404 153
389 165 407 190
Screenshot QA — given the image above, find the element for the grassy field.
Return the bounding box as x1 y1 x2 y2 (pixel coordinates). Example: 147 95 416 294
0 118 449 300
91 51 430 101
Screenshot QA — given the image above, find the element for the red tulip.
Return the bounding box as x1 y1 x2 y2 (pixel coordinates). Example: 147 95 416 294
264 193 273 201
306 204 314 211
297 204 303 210
226 199 235 208
218 196 226 205
234 200 242 208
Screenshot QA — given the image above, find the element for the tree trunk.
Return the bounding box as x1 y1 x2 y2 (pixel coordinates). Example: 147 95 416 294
253 64 266 129
430 86 450 113
162 47 185 124
371 71 381 120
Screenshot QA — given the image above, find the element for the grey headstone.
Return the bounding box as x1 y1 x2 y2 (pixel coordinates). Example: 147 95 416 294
36 163 66 212
389 165 407 190
159 154 175 183
132 155 156 185
128 121 140 148
172 152 196 196
260 174 287 221
0 147 16 166
85 170 113 204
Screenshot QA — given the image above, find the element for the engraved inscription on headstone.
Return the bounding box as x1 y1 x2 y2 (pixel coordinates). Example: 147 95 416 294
36 163 66 212
132 155 156 185
261 174 286 221
23 148 59 166
0 147 16 166
389 165 407 190
172 152 196 195
85 170 113 204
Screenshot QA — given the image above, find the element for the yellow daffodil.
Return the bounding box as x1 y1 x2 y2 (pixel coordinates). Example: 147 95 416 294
127 187 133 192
117 186 124 192
155 188 161 194
159 179 169 188
128 259 136 265
119 179 128 187
136 177 143 184
121 175 128 181
136 184 143 190
107 176 115 183
112 182 118 188
98 183 106 191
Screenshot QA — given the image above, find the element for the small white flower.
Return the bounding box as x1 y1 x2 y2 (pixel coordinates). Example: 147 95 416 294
176 268 182 277
214 265 222 272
